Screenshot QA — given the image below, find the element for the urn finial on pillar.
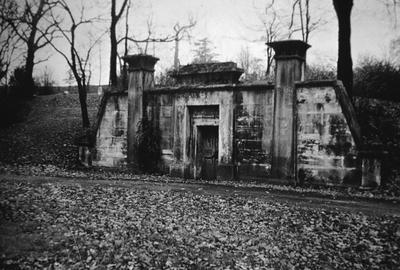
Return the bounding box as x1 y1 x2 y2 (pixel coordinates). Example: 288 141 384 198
123 54 159 166
267 40 310 180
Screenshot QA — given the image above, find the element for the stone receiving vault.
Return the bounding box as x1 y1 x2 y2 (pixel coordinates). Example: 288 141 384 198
79 40 381 187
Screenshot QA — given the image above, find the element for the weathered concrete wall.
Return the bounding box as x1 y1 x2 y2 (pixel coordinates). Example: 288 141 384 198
91 80 364 185
87 45 370 186
146 84 274 180
147 86 235 180
296 81 359 185
235 88 274 180
145 92 175 172
93 94 128 167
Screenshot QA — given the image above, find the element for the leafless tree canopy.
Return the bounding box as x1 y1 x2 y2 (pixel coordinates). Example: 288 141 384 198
172 16 196 70
0 0 22 86
288 0 320 43
237 46 264 81
40 0 106 128
1 0 58 90
380 0 399 27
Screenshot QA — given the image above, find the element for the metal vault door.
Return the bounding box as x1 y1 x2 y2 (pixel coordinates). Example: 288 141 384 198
195 126 219 180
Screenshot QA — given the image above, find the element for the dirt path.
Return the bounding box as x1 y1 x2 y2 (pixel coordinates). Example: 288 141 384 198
2 174 399 217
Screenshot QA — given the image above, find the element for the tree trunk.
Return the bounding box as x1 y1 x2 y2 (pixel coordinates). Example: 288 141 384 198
109 0 128 89
121 2 129 89
25 33 37 96
333 0 353 97
174 38 179 70
266 47 273 79
77 82 90 128
25 46 35 89
109 21 118 88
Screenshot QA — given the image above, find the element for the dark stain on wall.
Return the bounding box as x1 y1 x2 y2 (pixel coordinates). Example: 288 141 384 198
326 115 352 156
296 84 359 185
234 90 273 179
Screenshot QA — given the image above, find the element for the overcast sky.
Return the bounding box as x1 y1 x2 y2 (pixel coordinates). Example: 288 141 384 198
35 0 399 86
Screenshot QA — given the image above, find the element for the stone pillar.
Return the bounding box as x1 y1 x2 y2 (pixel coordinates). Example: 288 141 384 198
361 158 381 188
123 54 159 165
359 150 383 189
267 40 310 180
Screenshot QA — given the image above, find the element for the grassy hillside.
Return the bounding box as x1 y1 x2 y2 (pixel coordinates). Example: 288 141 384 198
0 93 101 168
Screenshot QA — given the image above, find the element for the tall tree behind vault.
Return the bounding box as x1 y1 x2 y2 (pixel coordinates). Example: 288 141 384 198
110 0 128 89
333 0 354 97
192 38 218 64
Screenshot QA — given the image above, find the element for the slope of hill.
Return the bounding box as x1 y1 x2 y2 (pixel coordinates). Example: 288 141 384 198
0 93 102 168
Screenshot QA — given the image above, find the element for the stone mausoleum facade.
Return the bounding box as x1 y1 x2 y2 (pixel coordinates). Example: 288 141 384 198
80 40 381 187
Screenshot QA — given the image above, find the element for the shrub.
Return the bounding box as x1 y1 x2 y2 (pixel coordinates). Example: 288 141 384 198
0 87 31 128
306 64 336 81
156 69 176 86
135 117 162 173
8 66 36 99
353 57 400 101
36 67 55 95
0 66 35 128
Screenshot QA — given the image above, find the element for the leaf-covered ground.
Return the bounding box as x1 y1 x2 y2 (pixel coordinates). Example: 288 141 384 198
1 179 399 269
0 93 101 168
1 162 400 204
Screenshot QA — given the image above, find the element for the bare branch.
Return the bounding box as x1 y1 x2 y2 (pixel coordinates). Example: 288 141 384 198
83 30 108 73
173 16 197 40
116 0 129 21
35 19 58 48
34 55 51 65
289 0 300 33
0 0 59 88
117 35 175 45
44 0 97 127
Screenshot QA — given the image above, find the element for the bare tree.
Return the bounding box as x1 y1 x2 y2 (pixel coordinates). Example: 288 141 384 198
259 0 280 77
248 0 322 77
331 0 398 98
38 66 54 87
237 46 263 81
0 0 22 86
42 0 105 128
380 0 399 27
142 17 155 55
172 17 196 70
246 1 285 77
115 6 176 86
390 36 400 65
119 0 131 89
288 0 321 43
238 46 252 77
1 0 58 93
112 2 181 87
117 22 176 53
109 0 129 88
